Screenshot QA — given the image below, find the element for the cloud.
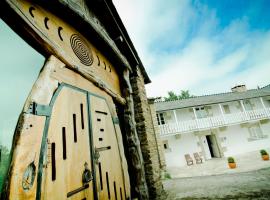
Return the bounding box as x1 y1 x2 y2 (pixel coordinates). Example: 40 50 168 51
113 0 270 97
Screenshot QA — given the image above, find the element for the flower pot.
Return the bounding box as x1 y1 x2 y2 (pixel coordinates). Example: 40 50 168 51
228 162 236 169
262 155 269 161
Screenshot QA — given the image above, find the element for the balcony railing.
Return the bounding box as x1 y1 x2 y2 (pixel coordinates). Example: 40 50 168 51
159 108 270 137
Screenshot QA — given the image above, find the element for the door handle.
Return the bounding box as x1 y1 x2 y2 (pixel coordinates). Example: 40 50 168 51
82 162 93 184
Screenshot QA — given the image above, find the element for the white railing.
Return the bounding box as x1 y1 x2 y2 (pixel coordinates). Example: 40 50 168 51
159 108 270 137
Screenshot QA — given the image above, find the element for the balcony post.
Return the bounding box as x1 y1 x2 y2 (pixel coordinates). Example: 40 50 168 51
260 97 266 109
240 100 248 120
173 110 178 132
193 107 199 128
173 110 178 123
218 104 226 125
260 97 269 117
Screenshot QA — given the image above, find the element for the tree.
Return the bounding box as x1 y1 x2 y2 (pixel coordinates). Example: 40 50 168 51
164 90 194 101
164 91 178 101
0 145 10 191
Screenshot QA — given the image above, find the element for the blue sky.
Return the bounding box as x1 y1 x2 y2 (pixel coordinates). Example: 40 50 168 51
113 0 270 97
0 19 44 148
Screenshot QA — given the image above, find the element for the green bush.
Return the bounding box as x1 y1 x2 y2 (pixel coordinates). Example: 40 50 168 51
227 157 235 163
164 172 172 179
260 149 268 156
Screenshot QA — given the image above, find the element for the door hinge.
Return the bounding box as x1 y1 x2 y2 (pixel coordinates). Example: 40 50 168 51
27 102 52 117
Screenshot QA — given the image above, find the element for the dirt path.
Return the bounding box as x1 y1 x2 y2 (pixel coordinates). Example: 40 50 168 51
164 167 270 199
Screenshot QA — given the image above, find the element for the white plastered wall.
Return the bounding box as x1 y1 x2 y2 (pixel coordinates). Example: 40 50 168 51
163 132 201 167
219 123 270 157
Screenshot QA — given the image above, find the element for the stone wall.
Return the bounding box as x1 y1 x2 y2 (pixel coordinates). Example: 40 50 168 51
130 67 166 200
148 99 166 172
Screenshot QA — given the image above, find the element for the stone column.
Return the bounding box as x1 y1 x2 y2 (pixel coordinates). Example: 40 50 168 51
148 98 166 172
130 68 166 200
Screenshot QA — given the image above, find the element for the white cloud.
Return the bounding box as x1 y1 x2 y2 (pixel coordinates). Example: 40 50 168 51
113 0 270 97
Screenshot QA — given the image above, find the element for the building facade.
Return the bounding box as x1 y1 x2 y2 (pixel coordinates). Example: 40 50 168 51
0 0 165 199
155 85 270 168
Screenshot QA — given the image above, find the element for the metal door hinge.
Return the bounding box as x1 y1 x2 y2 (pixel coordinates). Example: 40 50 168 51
27 102 52 117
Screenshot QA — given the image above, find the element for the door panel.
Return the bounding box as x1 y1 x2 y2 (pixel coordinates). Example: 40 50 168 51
201 135 211 160
90 95 126 200
40 85 129 200
42 87 94 200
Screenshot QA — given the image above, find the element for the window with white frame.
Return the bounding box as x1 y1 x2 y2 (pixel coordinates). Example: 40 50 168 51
156 113 166 125
195 107 208 118
248 124 263 139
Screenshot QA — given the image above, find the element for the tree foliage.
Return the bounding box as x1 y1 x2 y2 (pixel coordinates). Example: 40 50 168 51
0 145 10 193
164 90 194 101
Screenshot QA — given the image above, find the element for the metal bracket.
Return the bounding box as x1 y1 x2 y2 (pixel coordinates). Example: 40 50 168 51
27 102 52 117
112 117 119 124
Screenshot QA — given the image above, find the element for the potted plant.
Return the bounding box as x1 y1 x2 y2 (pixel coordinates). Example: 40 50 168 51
260 149 269 161
227 157 236 169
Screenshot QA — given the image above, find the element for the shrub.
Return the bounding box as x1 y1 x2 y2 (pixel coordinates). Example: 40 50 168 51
164 172 172 179
260 149 268 156
227 157 235 163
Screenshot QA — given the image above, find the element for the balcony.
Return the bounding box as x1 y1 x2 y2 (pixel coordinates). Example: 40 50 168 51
159 108 270 137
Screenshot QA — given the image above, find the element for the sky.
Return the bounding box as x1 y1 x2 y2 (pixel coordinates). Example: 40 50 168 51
0 19 44 149
113 0 270 97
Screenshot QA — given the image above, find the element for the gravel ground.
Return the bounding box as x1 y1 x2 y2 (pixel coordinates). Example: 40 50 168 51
164 167 270 200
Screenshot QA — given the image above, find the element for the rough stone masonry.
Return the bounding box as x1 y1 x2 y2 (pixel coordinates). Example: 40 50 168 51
130 67 167 200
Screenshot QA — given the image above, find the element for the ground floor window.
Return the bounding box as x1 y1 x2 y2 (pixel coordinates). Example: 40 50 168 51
248 124 263 140
163 140 171 152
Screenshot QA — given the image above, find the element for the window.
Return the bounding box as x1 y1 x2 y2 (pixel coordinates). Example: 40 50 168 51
163 140 170 152
248 124 263 140
156 113 165 125
223 105 231 114
195 107 207 118
243 100 253 111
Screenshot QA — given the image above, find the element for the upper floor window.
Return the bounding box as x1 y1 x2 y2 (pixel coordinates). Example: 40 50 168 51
156 113 165 125
195 107 207 118
223 105 231 114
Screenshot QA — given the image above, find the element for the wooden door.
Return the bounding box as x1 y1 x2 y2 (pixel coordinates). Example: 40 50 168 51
90 95 127 200
39 84 128 200
42 86 94 200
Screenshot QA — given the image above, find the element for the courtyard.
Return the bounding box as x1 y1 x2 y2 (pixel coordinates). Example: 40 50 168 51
164 167 270 199
164 150 270 199
167 149 270 178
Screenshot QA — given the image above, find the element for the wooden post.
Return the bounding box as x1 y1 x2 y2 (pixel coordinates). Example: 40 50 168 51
122 69 149 200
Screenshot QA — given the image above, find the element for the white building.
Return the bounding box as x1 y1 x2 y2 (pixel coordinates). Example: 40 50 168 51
154 85 270 168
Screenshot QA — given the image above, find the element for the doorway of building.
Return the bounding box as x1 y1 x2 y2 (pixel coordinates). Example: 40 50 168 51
206 135 221 158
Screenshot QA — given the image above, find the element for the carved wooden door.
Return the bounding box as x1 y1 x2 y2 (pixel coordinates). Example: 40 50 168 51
41 86 94 200
38 84 129 200
89 95 127 200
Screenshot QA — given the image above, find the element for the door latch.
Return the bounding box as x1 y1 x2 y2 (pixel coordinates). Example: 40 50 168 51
82 162 93 184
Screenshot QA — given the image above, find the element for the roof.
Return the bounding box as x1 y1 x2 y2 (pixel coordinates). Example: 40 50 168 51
2 0 150 84
155 84 270 112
